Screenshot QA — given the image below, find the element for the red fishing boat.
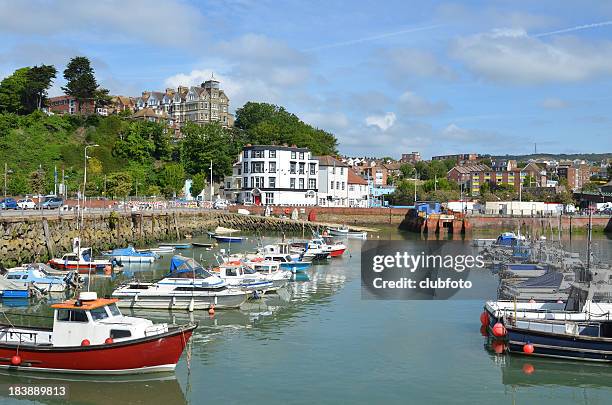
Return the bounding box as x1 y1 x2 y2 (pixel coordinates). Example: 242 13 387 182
0 292 196 374
48 238 117 274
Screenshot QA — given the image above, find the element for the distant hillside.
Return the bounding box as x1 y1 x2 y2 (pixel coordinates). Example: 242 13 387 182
488 153 612 162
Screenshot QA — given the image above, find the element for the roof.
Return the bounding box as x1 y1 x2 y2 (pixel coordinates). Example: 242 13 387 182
317 155 349 167
51 298 118 310
348 170 368 185
449 164 491 174
132 108 168 119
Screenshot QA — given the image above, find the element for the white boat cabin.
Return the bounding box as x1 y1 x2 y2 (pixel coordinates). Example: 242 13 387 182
50 292 167 347
248 261 282 275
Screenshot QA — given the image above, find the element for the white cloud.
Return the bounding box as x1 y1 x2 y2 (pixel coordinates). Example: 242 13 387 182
398 91 449 116
365 112 396 131
452 28 612 84
300 112 349 131
540 97 569 109
0 0 206 47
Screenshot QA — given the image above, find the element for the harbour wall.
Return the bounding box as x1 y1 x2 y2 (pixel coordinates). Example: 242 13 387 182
0 211 320 267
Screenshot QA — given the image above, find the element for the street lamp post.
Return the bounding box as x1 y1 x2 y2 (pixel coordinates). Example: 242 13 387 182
82 144 99 224
413 170 418 205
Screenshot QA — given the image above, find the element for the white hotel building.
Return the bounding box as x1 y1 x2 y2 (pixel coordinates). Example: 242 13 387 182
223 145 319 206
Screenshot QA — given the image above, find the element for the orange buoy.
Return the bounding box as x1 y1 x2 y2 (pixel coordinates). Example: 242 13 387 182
492 323 507 337
104 265 112 275
208 304 215 316
522 363 535 375
81 339 91 346
10 355 21 366
105 337 114 344
523 343 534 354
480 311 490 326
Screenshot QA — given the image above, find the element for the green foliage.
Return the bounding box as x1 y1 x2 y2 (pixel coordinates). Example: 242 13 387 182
190 172 207 197
23 65 57 113
581 182 600 192
159 163 185 197
180 123 236 180
0 67 30 114
106 171 132 198
234 102 338 155
29 168 47 195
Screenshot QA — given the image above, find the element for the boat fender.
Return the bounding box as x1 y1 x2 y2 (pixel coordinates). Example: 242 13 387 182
523 343 534 355
10 355 21 366
105 337 114 344
480 311 490 326
81 339 90 346
492 323 507 337
208 304 215 316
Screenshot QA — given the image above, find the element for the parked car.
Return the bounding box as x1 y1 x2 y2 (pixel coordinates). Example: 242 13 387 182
0 197 17 209
16 198 36 209
39 197 64 209
213 199 229 210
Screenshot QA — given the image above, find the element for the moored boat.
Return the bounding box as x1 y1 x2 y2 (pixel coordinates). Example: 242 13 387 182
213 235 244 243
4 263 81 293
102 245 158 263
0 291 196 374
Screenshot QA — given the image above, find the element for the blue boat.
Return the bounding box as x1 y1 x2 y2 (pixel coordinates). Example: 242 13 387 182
102 245 159 263
213 235 244 243
3 263 79 293
262 254 311 273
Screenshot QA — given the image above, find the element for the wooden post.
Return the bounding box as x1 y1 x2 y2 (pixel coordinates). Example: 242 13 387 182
42 219 55 259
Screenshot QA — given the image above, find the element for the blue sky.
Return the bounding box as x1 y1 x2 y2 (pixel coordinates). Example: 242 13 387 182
1 0 612 158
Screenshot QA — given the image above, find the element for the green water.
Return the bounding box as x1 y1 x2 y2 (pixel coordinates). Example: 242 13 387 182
0 230 611 404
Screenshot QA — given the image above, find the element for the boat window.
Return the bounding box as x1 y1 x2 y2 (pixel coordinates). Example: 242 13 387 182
7 275 20 279
56 309 88 322
90 307 109 321
107 304 122 317
110 329 132 339
226 267 237 276
243 267 256 274
22 275 28 279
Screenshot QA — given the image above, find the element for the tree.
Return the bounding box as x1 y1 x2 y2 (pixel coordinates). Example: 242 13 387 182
29 168 47 195
106 172 132 198
62 57 108 113
0 67 30 114
180 123 235 180
160 163 185 197
190 172 207 198
23 65 57 113
523 175 536 188
234 102 338 155
113 121 156 163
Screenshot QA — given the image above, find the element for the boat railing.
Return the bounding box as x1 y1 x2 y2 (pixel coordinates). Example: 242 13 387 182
500 307 612 323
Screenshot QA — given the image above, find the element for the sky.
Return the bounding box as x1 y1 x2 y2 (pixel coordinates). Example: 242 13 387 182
1 0 612 159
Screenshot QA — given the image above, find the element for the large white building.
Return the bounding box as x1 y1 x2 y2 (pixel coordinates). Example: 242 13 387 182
223 145 319 206
317 156 349 207
347 170 369 208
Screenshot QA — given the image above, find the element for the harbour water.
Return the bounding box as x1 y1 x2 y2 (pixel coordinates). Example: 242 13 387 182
0 230 611 404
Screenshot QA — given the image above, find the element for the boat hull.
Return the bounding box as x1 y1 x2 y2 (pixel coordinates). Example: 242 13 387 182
507 326 612 362
114 293 248 310
279 262 311 273
0 325 195 374
329 248 346 257
110 255 156 264
213 236 243 243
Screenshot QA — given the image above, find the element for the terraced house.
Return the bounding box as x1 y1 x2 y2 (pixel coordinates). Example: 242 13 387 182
134 76 234 136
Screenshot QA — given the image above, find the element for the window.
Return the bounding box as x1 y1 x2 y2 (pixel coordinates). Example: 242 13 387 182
299 178 304 189
265 192 274 205
253 150 264 158
269 162 276 173
309 179 316 189
332 167 336 174
290 162 296 174
340 168 344 175
290 178 296 189
90 307 109 321
254 177 264 188
269 177 276 188
243 177 249 188
309 163 316 175
336 181 340 189
349 185 355 192
56 309 88 322
110 329 132 339
243 162 249 174
291 151 296 159
331 181 334 190
269 150 276 158
299 152 305 160
299 162 305 174
342 182 345 190
244 150 249 158
252 162 264 173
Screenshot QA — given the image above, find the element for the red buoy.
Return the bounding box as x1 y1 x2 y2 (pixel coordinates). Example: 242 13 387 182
10 355 21 366
105 337 114 344
81 339 91 346
480 311 490 326
523 343 534 354
522 363 535 375
209 304 215 316
492 323 507 337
